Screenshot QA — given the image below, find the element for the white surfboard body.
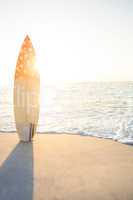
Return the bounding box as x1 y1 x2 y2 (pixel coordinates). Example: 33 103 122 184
14 35 40 142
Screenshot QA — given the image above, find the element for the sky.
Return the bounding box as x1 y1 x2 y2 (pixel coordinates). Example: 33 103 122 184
0 0 133 86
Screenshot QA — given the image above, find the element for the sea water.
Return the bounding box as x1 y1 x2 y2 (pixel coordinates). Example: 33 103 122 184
0 82 133 144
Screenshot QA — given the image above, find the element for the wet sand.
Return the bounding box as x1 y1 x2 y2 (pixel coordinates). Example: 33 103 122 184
0 133 133 200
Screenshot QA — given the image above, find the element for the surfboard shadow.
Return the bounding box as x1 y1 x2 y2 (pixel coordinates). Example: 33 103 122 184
0 142 33 200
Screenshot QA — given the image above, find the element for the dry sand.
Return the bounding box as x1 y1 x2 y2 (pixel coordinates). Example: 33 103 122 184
0 133 133 200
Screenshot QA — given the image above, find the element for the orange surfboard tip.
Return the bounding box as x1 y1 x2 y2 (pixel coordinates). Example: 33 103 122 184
24 34 31 41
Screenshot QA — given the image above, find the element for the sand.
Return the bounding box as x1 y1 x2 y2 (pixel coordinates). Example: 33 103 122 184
0 133 133 200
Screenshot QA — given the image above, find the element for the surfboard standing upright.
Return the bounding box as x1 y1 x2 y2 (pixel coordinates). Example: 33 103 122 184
14 35 40 142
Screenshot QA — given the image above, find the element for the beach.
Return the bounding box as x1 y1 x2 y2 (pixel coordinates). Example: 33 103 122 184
0 133 133 200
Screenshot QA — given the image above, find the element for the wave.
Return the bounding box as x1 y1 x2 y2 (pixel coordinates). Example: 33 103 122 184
1 120 133 145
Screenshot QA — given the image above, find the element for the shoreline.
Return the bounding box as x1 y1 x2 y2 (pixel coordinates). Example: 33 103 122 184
0 133 133 199
0 131 133 146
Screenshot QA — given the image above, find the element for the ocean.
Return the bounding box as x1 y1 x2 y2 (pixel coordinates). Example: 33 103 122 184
1 81 133 144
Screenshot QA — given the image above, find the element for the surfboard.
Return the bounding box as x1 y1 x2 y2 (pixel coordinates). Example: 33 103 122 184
14 35 40 142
